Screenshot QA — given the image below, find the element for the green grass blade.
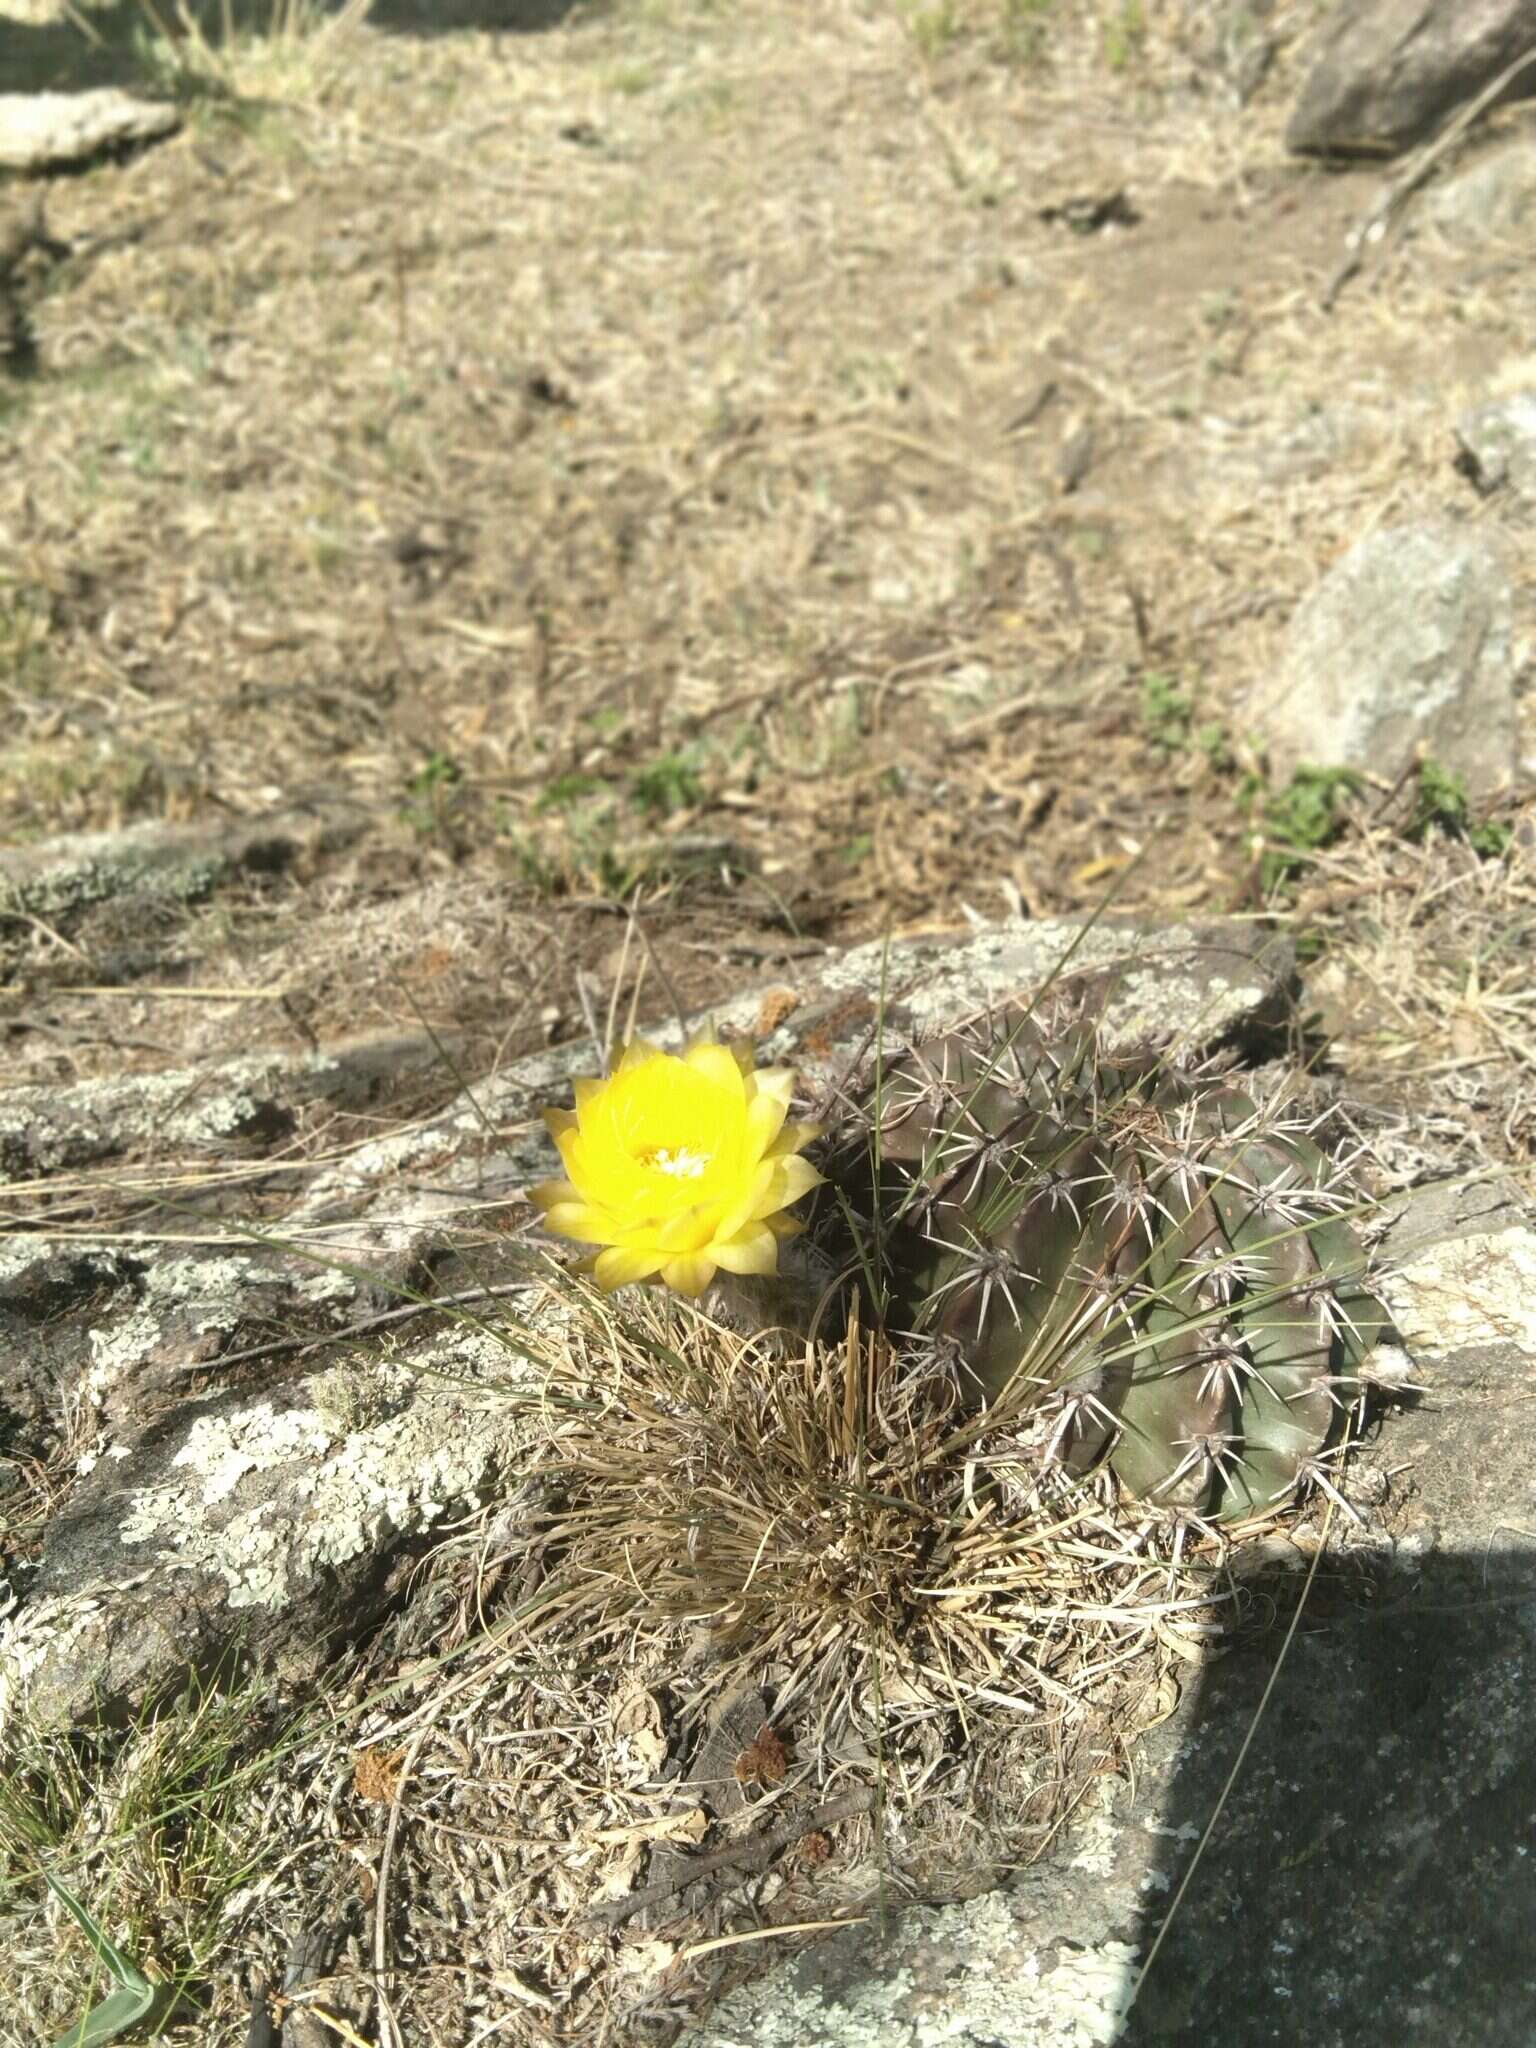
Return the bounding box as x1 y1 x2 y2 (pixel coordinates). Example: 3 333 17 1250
44 1875 155 2048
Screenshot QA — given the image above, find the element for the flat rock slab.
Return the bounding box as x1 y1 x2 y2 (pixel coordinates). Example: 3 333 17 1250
0 1318 541 1731
689 1179 1536 2048
0 1031 461 1180
0 804 362 930
0 89 179 171
294 914 1298 1234
1287 0 1536 158
1254 522 1519 798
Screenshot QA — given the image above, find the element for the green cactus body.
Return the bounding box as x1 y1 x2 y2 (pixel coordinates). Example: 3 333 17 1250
828 1005 1383 1524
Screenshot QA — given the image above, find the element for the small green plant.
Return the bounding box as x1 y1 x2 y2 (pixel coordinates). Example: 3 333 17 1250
1409 759 1513 860
901 0 961 61
630 750 704 818
536 770 603 813
1137 673 1236 771
401 751 464 838
1194 720 1235 773
0 1670 303 2040
1102 0 1146 70
996 0 1056 63
44 1876 158 2048
1139 671 1195 755
1246 765 1362 893
407 751 461 798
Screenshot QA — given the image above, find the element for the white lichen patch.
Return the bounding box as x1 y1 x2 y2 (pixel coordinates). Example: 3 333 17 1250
1066 1807 1125 1879
115 1327 534 1610
294 1043 592 1217
1383 1225 1536 1361
84 1254 288 1404
813 918 1272 1055
0 1065 271 1174
0 1579 149 1731
688 1890 1139 2048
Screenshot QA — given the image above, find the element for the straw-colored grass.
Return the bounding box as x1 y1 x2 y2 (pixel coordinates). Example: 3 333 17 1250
128 0 377 101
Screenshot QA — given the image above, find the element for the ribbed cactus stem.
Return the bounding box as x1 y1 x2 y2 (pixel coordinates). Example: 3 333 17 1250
817 1002 1384 1524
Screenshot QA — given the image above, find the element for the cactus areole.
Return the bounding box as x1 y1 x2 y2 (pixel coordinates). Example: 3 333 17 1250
823 1004 1384 1525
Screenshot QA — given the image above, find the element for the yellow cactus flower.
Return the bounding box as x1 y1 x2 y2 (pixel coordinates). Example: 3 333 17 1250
530 1037 822 1297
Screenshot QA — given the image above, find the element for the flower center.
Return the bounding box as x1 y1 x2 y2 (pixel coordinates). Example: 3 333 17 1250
641 1144 711 1179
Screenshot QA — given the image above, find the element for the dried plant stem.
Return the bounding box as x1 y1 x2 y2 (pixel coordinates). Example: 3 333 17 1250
177 1282 531 1375
584 1787 876 1930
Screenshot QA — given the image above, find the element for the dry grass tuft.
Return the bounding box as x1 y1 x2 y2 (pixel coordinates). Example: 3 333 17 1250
129 0 377 102
523 1285 1215 1714
1291 794 1536 1194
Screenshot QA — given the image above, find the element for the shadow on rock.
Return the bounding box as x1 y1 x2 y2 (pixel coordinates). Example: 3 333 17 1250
692 1539 1536 2048
692 1170 1536 2048
1120 1538 1536 2048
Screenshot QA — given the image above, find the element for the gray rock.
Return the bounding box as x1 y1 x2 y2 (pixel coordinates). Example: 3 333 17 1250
1455 390 1536 500
1186 401 1387 492
1256 523 1519 798
1184 0 1277 106
0 1316 542 1730
0 1239 385 1477
1286 0 1536 158
689 1179 1536 2048
0 1031 460 1180
0 1239 120 1451
0 805 363 933
293 913 1298 1237
690 1876 1147 2048
0 89 179 171
1421 135 1536 243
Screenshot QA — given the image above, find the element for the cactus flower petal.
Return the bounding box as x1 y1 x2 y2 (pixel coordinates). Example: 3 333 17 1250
531 1036 821 1296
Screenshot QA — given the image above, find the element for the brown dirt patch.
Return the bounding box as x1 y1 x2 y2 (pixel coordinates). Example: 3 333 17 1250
4 0 1531 1121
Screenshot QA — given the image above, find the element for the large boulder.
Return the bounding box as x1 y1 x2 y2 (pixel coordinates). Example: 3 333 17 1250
1287 0 1536 158
1422 136 1536 244
1254 523 1520 798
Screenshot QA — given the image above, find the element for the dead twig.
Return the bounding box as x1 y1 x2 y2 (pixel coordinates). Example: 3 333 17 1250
584 1787 875 1930
179 1282 532 1375
372 1715 437 2048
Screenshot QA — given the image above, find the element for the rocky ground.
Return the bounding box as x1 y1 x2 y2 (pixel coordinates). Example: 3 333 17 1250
3 1 1536 2044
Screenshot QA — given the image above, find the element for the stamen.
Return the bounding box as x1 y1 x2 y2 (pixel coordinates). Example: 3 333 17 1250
642 1146 710 1178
